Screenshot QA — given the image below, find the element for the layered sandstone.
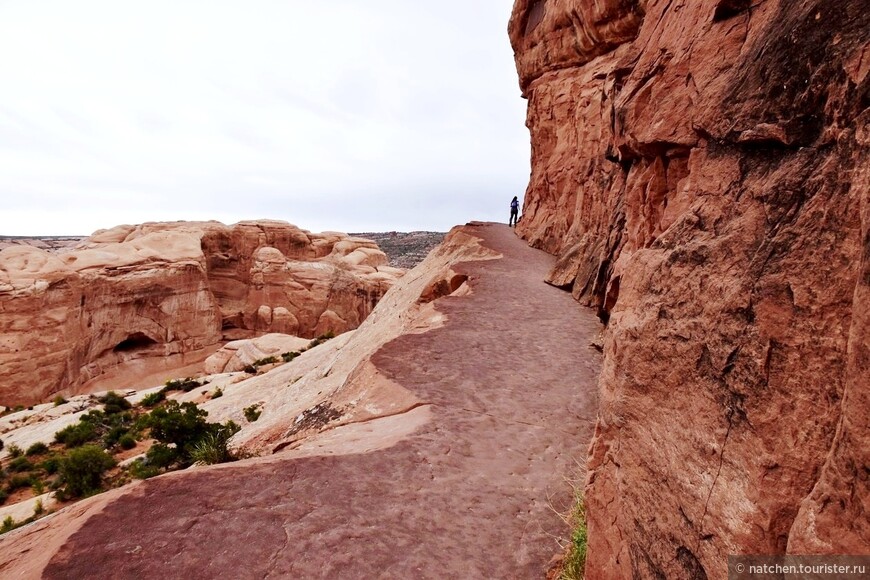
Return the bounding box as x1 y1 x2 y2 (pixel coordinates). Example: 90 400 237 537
510 0 868 576
0 221 403 406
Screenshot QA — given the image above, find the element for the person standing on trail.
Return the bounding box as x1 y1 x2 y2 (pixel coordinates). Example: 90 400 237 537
509 196 519 227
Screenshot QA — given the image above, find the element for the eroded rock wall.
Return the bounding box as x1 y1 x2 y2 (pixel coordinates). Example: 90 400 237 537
0 221 402 405
510 0 868 576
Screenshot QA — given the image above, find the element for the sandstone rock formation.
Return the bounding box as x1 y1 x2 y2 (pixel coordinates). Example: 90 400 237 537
0 221 403 406
510 0 868 576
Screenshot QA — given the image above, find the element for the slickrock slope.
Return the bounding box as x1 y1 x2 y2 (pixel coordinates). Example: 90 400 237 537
0 221 402 406
510 0 869 577
0 223 603 579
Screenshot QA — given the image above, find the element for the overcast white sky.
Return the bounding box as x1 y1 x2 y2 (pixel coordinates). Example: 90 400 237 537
0 0 529 236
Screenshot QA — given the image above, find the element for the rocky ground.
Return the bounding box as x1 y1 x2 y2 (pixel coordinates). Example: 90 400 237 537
350 231 445 268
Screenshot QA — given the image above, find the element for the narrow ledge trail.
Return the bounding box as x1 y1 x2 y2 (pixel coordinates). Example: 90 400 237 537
40 223 603 579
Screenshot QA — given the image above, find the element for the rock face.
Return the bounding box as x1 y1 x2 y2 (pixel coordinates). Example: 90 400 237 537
510 0 868 576
0 221 402 406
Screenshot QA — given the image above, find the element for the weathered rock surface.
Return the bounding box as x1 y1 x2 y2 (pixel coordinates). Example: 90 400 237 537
0 223 604 579
0 221 402 406
510 0 868 576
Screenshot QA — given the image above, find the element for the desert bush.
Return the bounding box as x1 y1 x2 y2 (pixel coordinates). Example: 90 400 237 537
25 442 49 457
33 498 44 516
163 378 202 393
129 458 160 480
188 421 241 465
1 516 13 533
148 401 209 450
211 388 223 399
40 456 60 475
243 365 257 374
7 444 22 458
53 395 67 407
281 351 300 363
6 473 35 492
55 420 99 448
0 489 7 505
7 456 33 473
140 391 166 407
144 443 179 469
118 434 137 450
58 445 116 498
252 355 279 367
243 404 262 423
99 391 132 414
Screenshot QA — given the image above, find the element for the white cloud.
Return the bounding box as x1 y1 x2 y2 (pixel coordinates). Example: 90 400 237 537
0 0 529 235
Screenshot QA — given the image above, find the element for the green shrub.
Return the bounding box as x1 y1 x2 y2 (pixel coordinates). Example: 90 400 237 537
25 442 50 457
118 434 137 450
0 489 7 505
6 473 35 492
55 421 98 448
53 395 68 407
33 498 44 516
144 443 179 469
148 401 208 450
98 391 132 414
188 421 241 465
211 388 223 399
40 456 60 475
129 458 160 480
7 444 22 458
243 404 262 423
140 391 166 408
243 365 257 374
281 351 300 363
31 479 45 495
7 456 33 473
252 355 279 367
103 425 130 448
58 445 116 498
1 516 13 533
163 378 202 393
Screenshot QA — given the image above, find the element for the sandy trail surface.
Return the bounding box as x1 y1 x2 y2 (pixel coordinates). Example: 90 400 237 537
33 223 603 579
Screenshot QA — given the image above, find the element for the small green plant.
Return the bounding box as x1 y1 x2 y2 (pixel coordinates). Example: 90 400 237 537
7 444 23 458
252 355 279 367
54 421 98 448
163 378 202 393
129 458 160 480
33 498 44 516
211 388 223 399
7 456 34 473
281 351 300 362
188 422 241 465
6 473 35 492
243 404 262 423
31 479 45 495
40 456 60 475
53 395 68 407
560 492 588 580
58 445 116 498
118 434 137 450
1 516 14 533
139 391 166 407
98 391 132 414
25 442 49 456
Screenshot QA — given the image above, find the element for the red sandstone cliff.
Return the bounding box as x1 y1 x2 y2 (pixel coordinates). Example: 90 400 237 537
0 221 402 406
510 0 868 577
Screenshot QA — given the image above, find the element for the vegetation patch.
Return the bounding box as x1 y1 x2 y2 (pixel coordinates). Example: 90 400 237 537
559 490 588 580
243 404 262 423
